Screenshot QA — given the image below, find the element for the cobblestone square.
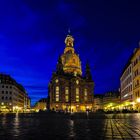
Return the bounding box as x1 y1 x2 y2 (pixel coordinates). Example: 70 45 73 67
0 113 140 140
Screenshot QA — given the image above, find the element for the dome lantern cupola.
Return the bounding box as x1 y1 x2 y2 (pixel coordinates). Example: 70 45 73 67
65 35 74 48
61 31 82 75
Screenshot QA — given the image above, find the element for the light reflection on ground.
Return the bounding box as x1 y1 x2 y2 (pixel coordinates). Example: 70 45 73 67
0 113 140 140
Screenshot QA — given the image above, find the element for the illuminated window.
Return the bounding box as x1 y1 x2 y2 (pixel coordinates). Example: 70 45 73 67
65 87 69 102
74 71 77 76
84 89 88 101
76 88 79 102
55 79 59 83
76 80 79 85
55 86 59 102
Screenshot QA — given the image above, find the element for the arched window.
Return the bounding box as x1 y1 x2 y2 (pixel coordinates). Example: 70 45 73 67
84 89 88 101
76 88 79 102
55 79 59 83
65 87 69 102
55 86 59 102
76 80 79 85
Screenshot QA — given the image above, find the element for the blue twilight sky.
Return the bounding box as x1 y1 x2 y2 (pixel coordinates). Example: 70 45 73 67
0 0 140 105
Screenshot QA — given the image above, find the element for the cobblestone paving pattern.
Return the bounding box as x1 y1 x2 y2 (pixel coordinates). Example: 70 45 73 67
0 113 140 140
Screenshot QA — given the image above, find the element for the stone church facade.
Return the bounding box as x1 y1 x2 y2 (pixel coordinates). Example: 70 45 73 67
48 33 94 112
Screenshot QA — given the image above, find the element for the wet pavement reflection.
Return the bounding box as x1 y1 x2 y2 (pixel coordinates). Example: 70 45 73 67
0 113 140 140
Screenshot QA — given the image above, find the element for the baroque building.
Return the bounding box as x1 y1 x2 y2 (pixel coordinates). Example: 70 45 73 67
0 73 30 112
49 33 94 112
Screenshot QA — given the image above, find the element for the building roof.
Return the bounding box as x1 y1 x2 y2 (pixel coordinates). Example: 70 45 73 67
0 73 26 92
120 47 140 78
94 94 104 98
38 98 47 102
104 91 120 97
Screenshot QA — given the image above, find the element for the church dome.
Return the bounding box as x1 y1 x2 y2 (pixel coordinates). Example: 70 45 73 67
61 34 82 75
